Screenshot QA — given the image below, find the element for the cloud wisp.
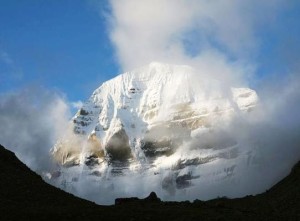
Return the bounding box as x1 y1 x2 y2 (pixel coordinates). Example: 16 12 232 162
0 50 23 85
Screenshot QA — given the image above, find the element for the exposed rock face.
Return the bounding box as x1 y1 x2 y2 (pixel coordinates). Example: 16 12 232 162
141 139 175 158
52 137 82 167
105 128 132 161
141 123 188 158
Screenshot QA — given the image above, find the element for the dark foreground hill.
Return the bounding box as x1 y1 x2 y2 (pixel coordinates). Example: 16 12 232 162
0 144 299 221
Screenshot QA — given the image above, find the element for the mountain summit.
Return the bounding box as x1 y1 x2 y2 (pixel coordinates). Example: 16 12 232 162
50 62 258 204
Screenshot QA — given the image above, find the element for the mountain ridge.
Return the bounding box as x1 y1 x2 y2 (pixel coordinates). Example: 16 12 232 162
1 143 299 220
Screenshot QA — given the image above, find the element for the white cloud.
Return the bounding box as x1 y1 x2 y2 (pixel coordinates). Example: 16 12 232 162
107 0 284 74
0 87 71 172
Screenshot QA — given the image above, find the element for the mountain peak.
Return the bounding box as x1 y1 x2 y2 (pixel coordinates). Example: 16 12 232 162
51 63 258 204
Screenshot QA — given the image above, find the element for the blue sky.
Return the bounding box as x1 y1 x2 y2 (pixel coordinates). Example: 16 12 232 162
0 0 118 102
1 1 300 103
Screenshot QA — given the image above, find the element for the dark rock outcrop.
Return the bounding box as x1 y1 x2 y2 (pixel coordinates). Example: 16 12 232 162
141 139 174 157
115 192 161 205
105 128 132 161
144 192 161 202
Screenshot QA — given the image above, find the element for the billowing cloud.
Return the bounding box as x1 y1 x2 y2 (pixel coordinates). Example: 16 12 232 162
0 87 71 172
107 0 284 73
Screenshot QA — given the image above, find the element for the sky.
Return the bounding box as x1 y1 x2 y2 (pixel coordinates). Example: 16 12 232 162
0 0 300 103
0 0 118 103
1 0 300 204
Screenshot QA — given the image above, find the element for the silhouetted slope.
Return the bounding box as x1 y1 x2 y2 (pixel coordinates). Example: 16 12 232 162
265 160 300 216
0 144 299 221
0 144 111 220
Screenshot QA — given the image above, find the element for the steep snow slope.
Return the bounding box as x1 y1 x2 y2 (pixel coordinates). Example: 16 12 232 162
50 62 258 204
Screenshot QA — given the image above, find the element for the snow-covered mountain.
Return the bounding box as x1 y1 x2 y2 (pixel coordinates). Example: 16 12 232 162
50 62 258 204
